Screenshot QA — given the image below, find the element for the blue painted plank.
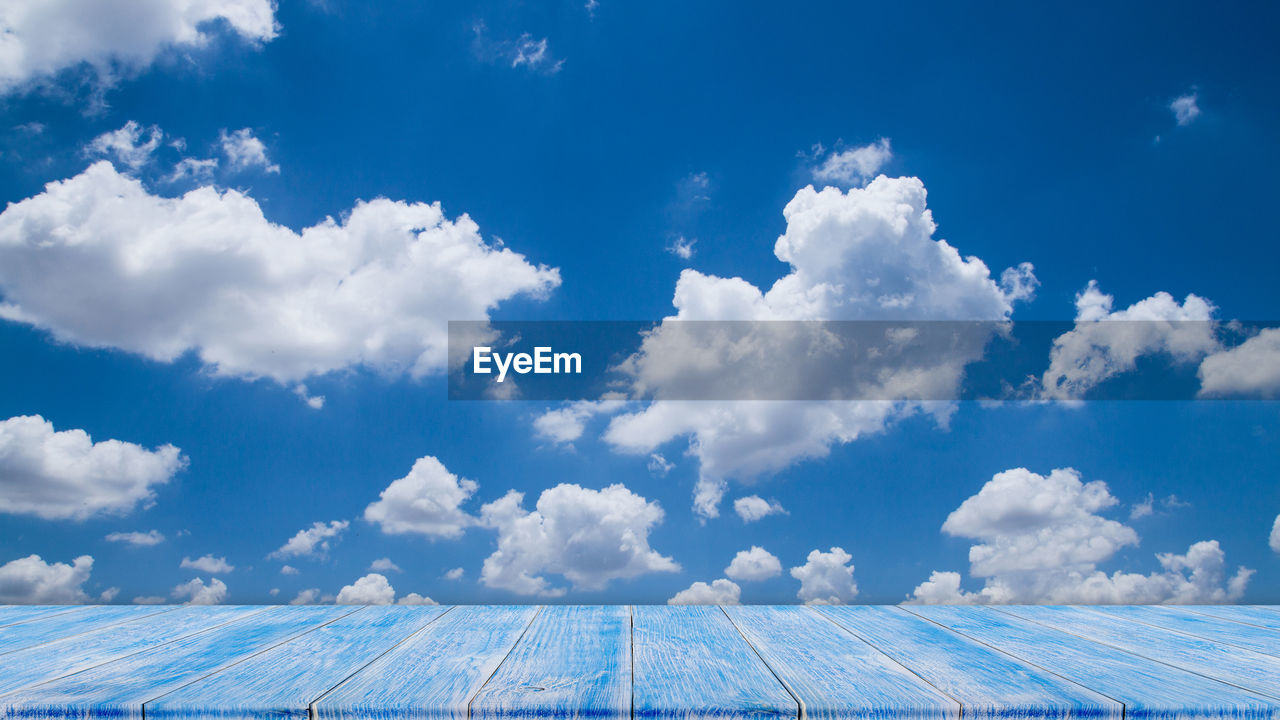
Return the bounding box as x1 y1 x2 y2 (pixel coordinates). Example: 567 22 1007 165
723 605 959 720
0 605 261 697
909 604 1280 720
312 605 539 720
1088 606 1280 658
0 605 352 719
999 606 1280 701
0 605 172 655
818 606 1120 720
0 607 82 628
1182 606 1280 632
146 604 451 720
470 605 630 720
632 604 797 720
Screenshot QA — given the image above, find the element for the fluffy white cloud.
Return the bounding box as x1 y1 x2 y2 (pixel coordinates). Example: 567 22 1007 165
666 236 696 260
1040 282 1218 400
647 453 674 476
219 128 278 173
0 554 93 603
166 156 219 183
1271 514 1280 554
811 138 892 186
909 467 1253 604
86 121 162 170
1171 92 1201 126
0 415 186 521
790 547 858 605
364 456 477 538
290 588 320 605
172 577 227 605
725 546 782 581
533 400 623 446
667 578 740 605
397 592 437 605
479 483 679 596
733 495 785 523
1199 328 1280 398
369 557 401 573
270 520 349 559
444 567 464 580
280 565 299 575
133 595 166 604
0 0 278 93
105 529 165 546
0 162 560 385
180 554 233 573
336 573 395 605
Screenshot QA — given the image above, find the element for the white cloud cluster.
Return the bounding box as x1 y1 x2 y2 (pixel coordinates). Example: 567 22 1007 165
0 0 278 94
1198 328 1280 398
725 546 781 581
667 578 740 605
335 572 436 605
666 236 696 260
180 554 233 573
0 554 93 603
1171 92 1201 126
790 547 858 605
733 495 785 522
369 557 401 573
364 456 477 538
0 162 560 385
0 415 185 521
909 467 1253 604
270 520 349 559
1271 514 1280 554
219 128 278 173
105 529 165 546
171 576 227 604
811 138 892 186
533 400 623 446
479 483 678 596
86 121 162 170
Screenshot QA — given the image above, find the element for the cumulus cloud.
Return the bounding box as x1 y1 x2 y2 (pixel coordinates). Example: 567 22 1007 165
733 495 785 523
105 529 165 546
290 588 320 605
909 467 1253 604
166 156 219 183
471 22 563 74
667 578 740 605
0 162 560 385
0 0 278 94
172 577 227 605
532 400 623 446
219 128 278 173
811 138 892 186
336 573 395 604
666 236 696 260
479 483 679 596
133 595 166 604
280 565 299 575
180 554 233 573
725 546 782 581
0 554 93 603
1199 328 1280 398
369 557 401 573
0 415 185 521
270 520 349 559
85 121 162 170
790 547 858 605
1170 92 1201 126
444 567 464 580
364 456 477 538
1271 515 1280 554
397 592 437 605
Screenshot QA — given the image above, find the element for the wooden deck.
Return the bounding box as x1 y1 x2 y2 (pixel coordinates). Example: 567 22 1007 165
0 605 1278 719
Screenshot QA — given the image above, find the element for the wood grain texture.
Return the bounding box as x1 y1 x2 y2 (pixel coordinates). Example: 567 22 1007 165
0 605 262 697
312 604 540 720
470 605 631 720
632 604 797 720
145 604 451 720
1086 606 1280 658
818 606 1120 720
908 604 1280 720
0 607 82 628
723 605 959 720
1182 606 1280 632
0 604 352 720
0 606 172 655
998 606 1280 701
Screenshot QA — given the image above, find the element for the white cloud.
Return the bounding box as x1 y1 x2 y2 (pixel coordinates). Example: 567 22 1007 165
647 453 674 476
133 595 166 604
85 121 162 170
0 554 93 603
1039 282 1219 400
99 587 120 602
0 414 185 521
165 156 219 183
1271 514 1280 554
290 588 320 605
364 456 477 539
472 23 563 74
270 520 349 559
0 0 278 94
1171 92 1201 126
790 547 858 605
293 384 325 409
666 236 696 260
909 467 1253 604
171 577 227 605
105 529 165 546
444 567 464 580
812 138 892 186
280 565 299 575
1199 328 1280 398
180 554 234 574
219 128 279 173
667 578 740 605
1130 493 1154 520
397 592 437 605
479 483 679 596
533 400 622 446
336 573 395 605
0 161 560 385
369 557 401 573
733 495 785 523
725 546 781 581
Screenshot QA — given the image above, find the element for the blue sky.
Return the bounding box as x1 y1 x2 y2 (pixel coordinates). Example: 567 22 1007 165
0 1 1278 606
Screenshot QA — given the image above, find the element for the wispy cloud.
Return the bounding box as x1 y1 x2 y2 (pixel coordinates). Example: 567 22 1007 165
472 22 564 75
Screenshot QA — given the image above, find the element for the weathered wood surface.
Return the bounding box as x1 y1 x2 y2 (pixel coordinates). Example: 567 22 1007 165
0 605 1278 720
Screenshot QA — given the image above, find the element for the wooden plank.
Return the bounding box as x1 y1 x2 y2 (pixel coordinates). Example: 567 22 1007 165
998 606 1280 701
312 605 539 720
1087 606 1280 658
723 605 959 720
470 605 630 720
0 606 83 627
146 604 451 720
0 605 172 655
632 604 797 720
0 605 261 697
0 605 352 720
909 604 1280 720
1182 606 1280 632
818 606 1120 720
